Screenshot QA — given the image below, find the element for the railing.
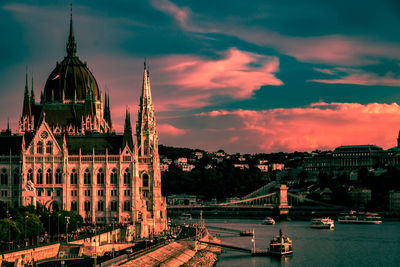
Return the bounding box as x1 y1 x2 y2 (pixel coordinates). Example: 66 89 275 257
0 156 20 163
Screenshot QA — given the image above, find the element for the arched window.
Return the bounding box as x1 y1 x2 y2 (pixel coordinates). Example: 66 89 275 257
46 141 53 154
70 169 77 184
46 169 52 184
84 169 91 184
55 169 62 184
123 168 131 185
97 168 105 185
13 169 19 185
97 201 104 211
123 201 131 211
111 201 117 211
27 169 33 182
84 201 91 211
0 169 8 185
36 169 43 184
71 201 77 211
142 173 149 188
37 141 43 154
110 168 117 184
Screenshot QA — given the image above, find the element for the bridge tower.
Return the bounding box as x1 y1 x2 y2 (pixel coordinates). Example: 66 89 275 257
274 184 291 221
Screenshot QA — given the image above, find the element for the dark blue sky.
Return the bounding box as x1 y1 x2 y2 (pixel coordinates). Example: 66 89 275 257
2 0 400 153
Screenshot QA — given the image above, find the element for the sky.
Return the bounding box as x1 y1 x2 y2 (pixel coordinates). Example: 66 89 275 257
2 0 400 154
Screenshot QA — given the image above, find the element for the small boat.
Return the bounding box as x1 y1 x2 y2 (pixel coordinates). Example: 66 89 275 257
268 229 293 256
262 217 275 225
338 210 382 224
311 218 334 229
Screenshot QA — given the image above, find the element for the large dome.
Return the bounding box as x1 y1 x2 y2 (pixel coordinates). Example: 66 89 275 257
43 11 100 102
44 56 100 102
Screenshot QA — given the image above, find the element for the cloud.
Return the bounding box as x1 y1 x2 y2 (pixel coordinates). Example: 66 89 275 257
158 123 188 136
189 102 400 153
311 68 400 86
157 47 282 100
151 1 400 66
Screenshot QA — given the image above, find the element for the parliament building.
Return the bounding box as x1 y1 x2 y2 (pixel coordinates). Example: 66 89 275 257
0 12 167 237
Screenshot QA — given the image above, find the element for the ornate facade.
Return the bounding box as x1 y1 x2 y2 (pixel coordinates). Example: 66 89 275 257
0 12 167 237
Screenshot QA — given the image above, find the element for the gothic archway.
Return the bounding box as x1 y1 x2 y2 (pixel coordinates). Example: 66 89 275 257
48 201 60 212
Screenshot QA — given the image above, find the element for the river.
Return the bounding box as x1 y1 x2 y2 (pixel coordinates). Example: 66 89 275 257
205 218 400 267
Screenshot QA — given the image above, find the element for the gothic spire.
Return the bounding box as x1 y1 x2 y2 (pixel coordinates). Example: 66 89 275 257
22 69 32 117
123 107 133 150
66 3 77 57
30 73 35 105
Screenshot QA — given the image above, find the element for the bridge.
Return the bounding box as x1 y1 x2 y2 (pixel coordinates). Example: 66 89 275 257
168 183 347 218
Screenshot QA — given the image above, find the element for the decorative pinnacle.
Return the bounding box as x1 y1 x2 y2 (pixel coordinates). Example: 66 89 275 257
66 3 77 57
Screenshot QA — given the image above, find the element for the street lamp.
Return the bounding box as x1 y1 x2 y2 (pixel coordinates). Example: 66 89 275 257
37 215 42 244
65 216 70 243
48 214 51 243
25 215 28 247
58 214 61 242
8 216 12 250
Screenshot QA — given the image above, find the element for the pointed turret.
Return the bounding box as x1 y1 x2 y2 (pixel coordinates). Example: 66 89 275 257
30 74 35 105
66 4 77 57
123 107 134 150
136 61 158 156
22 70 32 118
103 89 112 129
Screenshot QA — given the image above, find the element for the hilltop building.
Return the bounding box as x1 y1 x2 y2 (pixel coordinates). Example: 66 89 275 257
0 11 167 237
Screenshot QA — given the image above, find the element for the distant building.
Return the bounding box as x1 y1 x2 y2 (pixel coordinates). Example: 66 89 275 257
168 194 197 205
181 164 195 172
205 165 214 170
257 164 269 172
215 151 226 157
160 164 169 172
259 159 268 164
212 157 223 164
389 190 400 213
162 158 172 165
194 151 203 159
270 163 285 171
233 164 249 170
174 157 188 166
238 156 246 162
347 188 371 207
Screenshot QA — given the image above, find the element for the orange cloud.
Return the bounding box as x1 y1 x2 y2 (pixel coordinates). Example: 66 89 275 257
158 123 188 136
194 102 400 153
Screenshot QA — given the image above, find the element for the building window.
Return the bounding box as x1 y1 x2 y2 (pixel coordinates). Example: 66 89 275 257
97 168 105 185
111 201 117 211
46 169 52 184
36 169 43 184
97 190 104 196
27 169 33 182
98 201 104 211
124 190 130 196
37 190 42 197
70 169 78 184
110 168 117 184
84 169 91 184
142 173 149 187
84 190 91 197
123 201 131 211
13 169 19 185
123 168 131 184
47 190 52 196
46 141 53 154
84 201 91 212
111 190 117 197
56 190 61 196
71 190 77 197
0 190 8 197
37 141 43 154
55 169 62 184
0 169 8 185
71 201 77 211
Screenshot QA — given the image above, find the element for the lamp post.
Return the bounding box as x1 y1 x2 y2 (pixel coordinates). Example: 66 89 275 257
48 214 51 242
37 215 41 244
25 215 28 247
65 216 70 243
8 215 12 250
58 214 61 242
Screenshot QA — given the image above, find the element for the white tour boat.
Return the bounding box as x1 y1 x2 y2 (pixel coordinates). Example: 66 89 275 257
338 211 382 224
267 229 293 256
310 218 334 229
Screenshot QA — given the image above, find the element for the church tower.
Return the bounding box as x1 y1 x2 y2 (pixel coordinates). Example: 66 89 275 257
136 62 167 234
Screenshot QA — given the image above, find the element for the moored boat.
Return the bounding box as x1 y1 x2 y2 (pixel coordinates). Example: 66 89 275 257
311 218 334 229
262 217 275 225
338 211 382 224
267 229 293 256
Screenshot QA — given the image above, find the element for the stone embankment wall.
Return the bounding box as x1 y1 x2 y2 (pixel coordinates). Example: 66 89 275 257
0 243 60 266
184 231 221 267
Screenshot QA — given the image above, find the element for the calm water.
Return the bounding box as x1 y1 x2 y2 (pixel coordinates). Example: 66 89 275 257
205 218 400 267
